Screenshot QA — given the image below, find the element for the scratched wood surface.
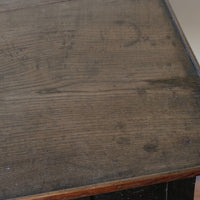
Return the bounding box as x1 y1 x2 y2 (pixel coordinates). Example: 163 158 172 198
0 0 200 199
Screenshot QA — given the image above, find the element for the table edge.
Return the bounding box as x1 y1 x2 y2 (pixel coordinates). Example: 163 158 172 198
8 166 200 200
164 0 200 76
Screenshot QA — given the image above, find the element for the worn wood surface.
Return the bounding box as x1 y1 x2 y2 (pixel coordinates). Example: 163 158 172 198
0 0 200 199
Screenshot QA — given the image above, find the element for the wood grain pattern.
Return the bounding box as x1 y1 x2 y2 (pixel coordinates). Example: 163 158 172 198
0 0 200 199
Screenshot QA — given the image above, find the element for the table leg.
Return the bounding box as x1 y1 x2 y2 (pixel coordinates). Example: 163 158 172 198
194 176 200 200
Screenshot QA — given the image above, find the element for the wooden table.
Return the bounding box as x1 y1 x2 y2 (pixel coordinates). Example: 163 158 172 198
1 0 200 199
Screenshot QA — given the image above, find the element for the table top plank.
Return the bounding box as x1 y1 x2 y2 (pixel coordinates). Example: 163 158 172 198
1 0 200 199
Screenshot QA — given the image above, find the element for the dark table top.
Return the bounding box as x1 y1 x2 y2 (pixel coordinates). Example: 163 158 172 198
0 0 200 199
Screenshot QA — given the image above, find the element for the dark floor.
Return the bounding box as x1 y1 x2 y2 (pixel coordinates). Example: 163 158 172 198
75 178 196 200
